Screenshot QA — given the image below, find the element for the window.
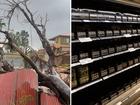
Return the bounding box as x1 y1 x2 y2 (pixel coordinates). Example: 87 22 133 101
61 37 69 44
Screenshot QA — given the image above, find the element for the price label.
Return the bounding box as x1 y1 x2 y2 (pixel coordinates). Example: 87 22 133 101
80 58 92 65
124 34 132 37
79 37 92 42
129 48 135 52
83 20 90 22
71 62 81 67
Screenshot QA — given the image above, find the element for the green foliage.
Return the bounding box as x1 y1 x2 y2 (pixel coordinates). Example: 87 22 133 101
0 19 6 29
5 30 29 52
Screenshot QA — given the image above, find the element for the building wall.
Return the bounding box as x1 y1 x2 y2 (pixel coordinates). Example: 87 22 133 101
54 54 70 66
55 36 69 45
50 35 70 66
4 53 25 68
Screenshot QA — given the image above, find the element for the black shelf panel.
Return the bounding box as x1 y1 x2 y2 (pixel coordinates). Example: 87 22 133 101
72 65 140 105
72 48 140 67
72 0 140 15
72 62 140 93
72 0 140 104
72 34 140 44
72 19 140 24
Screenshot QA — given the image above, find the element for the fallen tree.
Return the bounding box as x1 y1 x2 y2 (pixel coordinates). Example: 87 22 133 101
0 29 70 105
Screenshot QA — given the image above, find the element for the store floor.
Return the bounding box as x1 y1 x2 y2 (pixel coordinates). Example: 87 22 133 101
107 80 140 105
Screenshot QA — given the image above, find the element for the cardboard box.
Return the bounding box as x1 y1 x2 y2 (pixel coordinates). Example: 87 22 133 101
121 30 126 35
88 31 96 38
116 15 122 21
77 32 86 38
128 44 133 48
128 16 133 22
78 66 89 84
72 55 79 63
72 68 77 88
72 11 89 20
90 13 98 20
138 42 140 46
108 67 115 74
116 46 122 52
134 58 139 64
91 72 99 80
122 16 127 21
127 30 132 34
106 30 113 37
98 31 105 37
133 17 138 22
117 64 123 71
101 49 108 56
97 14 105 21
128 60 134 66
122 45 127 51
134 43 138 48
100 68 108 77
122 62 127 69
92 50 100 58
113 30 120 36
138 18 140 22
108 15 115 21
109 47 115 54
80 52 88 59
132 29 137 34
72 33 75 40
138 29 140 34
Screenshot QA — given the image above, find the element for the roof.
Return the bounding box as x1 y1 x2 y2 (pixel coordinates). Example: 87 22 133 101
49 34 70 41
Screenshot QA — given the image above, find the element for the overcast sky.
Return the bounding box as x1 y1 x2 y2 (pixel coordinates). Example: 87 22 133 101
0 0 70 49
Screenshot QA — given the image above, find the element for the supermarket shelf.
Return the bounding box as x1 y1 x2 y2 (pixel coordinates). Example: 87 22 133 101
71 48 140 68
71 62 81 67
72 40 80 43
103 63 140 80
72 34 140 44
72 0 140 15
106 75 140 105
106 0 140 9
72 0 140 104
72 79 103 93
72 63 140 93
72 19 140 24
72 57 100 67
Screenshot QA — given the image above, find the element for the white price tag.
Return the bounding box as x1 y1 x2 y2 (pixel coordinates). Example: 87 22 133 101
129 48 135 52
79 37 92 42
104 20 110 22
80 58 92 65
116 21 121 23
124 34 132 37
83 20 90 22
133 34 138 36
71 62 81 67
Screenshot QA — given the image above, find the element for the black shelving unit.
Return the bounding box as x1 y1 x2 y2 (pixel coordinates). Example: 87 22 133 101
72 0 140 105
